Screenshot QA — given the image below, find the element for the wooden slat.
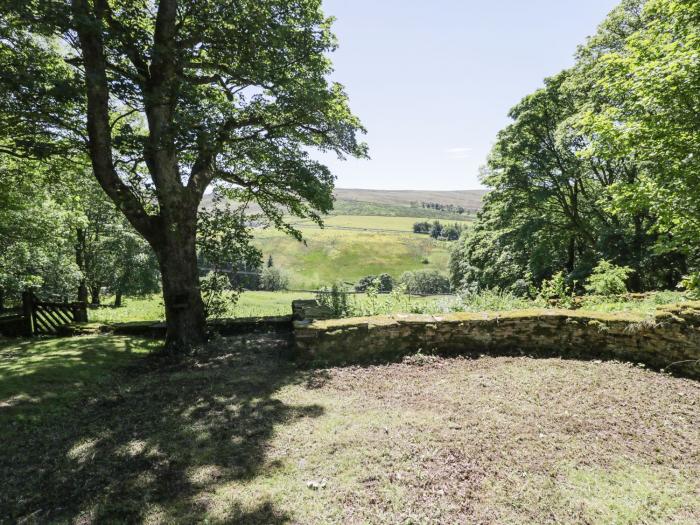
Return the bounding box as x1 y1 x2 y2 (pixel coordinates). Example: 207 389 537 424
23 293 87 336
36 305 65 329
33 315 56 334
35 309 60 331
45 305 72 324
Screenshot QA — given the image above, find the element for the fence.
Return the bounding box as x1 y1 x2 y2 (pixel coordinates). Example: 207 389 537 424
0 292 87 337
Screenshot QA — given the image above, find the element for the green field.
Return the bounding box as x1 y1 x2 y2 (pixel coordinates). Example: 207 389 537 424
256 215 463 289
331 200 475 220
87 290 692 326
90 291 317 323
292 214 470 232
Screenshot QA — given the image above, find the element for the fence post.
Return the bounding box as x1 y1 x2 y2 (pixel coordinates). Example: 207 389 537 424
74 300 88 323
21 291 34 336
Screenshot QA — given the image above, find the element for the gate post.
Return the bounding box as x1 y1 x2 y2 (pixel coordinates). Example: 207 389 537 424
21 291 34 336
74 301 88 323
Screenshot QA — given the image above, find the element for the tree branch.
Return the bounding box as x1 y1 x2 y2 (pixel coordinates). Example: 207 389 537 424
71 0 157 242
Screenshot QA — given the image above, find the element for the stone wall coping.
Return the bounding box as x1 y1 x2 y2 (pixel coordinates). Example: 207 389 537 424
297 308 641 331
295 301 700 332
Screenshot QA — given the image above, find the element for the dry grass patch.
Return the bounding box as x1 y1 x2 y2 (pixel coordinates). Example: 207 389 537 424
2 335 698 524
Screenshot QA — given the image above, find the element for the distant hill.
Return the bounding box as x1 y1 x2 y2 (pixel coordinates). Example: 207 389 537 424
334 188 487 210
202 188 487 220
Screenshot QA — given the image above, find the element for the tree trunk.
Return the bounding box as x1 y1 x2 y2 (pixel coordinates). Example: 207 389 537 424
0 288 4 313
90 285 101 306
154 218 207 351
76 228 89 303
566 236 576 273
629 214 644 292
114 290 123 308
77 282 89 304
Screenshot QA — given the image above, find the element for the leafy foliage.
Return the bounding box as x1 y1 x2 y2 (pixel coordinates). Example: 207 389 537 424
259 267 289 292
585 261 633 296
355 273 393 293
316 282 351 318
539 272 576 306
678 273 700 300
0 0 366 346
450 0 697 295
399 270 451 295
200 271 235 320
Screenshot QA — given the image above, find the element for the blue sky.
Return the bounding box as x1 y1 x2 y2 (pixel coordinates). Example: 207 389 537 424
320 0 620 190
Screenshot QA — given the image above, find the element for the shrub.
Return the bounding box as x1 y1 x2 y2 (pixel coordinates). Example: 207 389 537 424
259 266 289 291
539 271 571 300
316 282 351 317
585 260 633 296
399 270 451 295
679 272 700 299
430 221 443 239
201 271 237 319
413 221 431 234
355 273 393 293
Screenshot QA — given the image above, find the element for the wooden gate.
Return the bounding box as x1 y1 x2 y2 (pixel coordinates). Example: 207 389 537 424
22 292 88 336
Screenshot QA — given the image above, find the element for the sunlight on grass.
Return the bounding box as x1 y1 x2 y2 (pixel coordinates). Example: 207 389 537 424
562 465 699 524
86 290 692 325
0 335 159 424
2 336 698 523
88 291 316 324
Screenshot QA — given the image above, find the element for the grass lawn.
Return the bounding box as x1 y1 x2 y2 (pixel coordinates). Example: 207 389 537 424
87 290 693 326
89 291 316 324
1 334 698 523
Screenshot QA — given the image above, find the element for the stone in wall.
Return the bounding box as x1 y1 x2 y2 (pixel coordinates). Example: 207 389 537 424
292 301 700 379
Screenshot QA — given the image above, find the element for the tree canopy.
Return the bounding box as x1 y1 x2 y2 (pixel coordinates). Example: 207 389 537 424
0 0 366 348
451 0 698 295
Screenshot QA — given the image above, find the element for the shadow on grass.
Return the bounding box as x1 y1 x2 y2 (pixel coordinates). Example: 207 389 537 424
1 333 322 523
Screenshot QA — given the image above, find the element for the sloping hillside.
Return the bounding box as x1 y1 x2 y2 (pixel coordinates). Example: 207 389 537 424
202 188 486 221
334 188 487 210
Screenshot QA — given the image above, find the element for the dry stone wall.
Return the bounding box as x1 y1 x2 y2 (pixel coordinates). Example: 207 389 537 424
292 301 700 378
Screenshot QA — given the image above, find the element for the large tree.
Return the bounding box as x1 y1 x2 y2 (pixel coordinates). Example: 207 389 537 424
0 1 366 349
451 0 694 294
578 0 700 262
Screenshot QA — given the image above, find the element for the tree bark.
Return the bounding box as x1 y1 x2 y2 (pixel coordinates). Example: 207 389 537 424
629 214 644 292
566 236 576 273
0 288 4 313
76 228 89 303
73 0 208 352
153 213 207 350
114 290 122 308
90 285 101 305
77 282 89 304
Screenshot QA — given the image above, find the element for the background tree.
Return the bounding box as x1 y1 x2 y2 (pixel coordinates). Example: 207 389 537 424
0 0 366 350
450 1 694 294
0 157 82 306
577 0 700 277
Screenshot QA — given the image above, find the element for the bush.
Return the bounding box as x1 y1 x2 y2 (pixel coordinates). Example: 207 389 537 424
316 282 351 317
585 260 633 296
201 271 237 319
679 272 700 299
355 273 393 293
399 270 451 295
413 221 431 234
259 266 289 291
430 221 443 239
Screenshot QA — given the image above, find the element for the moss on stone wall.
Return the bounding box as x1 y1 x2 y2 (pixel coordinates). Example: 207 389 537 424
292 301 700 378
